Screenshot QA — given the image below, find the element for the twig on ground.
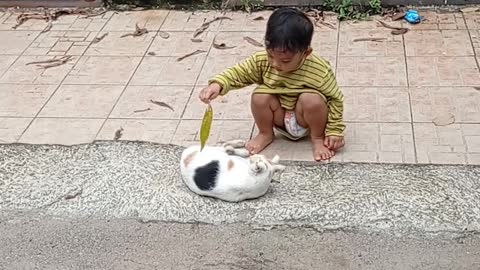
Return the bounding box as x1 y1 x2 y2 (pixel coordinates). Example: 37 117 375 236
376 20 409 35
26 55 73 69
149 100 174 112
193 16 232 38
120 23 148 38
243 36 263 47
92 33 108 44
176 50 207 62
134 108 152 113
353 37 387 42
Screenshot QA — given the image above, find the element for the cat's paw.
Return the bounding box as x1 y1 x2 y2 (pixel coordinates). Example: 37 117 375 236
224 145 235 155
223 139 246 149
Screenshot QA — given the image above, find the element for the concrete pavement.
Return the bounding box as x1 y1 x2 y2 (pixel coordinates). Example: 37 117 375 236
1 141 479 237
1 210 479 270
1 7 480 269
1 141 480 269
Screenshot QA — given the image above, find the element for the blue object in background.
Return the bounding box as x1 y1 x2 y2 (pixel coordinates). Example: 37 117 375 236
405 9 422 24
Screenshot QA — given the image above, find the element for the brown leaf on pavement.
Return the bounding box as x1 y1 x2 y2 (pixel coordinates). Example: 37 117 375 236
149 100 174 112
176 50 207 62
243 36 263 47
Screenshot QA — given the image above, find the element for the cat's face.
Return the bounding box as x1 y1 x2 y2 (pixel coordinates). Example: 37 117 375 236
249 155 269 174
248 154 285 175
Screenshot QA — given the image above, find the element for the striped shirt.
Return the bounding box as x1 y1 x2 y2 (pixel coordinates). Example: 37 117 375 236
208 51 345 137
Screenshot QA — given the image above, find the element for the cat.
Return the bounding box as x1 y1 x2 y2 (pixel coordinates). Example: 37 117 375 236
179 139 285 202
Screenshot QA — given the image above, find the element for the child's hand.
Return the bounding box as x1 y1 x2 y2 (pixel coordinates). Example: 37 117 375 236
199 83 222 104
324 136 345 151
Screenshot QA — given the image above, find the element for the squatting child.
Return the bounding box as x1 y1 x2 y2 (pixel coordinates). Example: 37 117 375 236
199 7 345 161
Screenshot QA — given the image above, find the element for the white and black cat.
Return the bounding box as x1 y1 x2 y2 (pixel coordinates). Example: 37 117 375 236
179 140 285 202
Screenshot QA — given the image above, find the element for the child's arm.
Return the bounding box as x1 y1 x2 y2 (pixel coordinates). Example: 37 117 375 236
317 67 345 137
208 54 262 95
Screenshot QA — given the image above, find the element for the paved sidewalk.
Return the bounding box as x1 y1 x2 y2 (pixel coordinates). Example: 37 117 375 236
0 8 479 164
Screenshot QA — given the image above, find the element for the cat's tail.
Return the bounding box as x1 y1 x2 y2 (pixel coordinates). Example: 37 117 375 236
271 155 280 164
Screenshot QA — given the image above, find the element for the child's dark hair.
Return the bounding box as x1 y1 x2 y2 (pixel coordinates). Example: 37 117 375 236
265 7 314 53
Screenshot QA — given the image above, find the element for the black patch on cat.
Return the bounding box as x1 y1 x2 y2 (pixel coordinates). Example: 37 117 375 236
193 160 219 191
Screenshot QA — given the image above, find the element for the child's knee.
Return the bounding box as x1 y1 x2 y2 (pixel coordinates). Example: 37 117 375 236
251 93 279 108
298 93 327 112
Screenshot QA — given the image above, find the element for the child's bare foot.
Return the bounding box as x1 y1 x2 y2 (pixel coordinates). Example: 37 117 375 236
312 137 335 161
246 133 274 154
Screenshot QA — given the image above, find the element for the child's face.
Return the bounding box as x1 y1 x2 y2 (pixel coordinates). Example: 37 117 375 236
266 47 312 73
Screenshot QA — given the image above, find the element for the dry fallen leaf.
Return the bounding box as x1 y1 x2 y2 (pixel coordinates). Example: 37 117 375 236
134 108 152 113
474 87 480 91
193 16 232 38
147 51 156 56
253 16 265 20
213 41 236 50
244 36 263 47
433 112 455 126
200 104 213 151
158 31 170 39
391 12 406 21
13 9 76 32
391 28 408 35
26 57 65 65
120 23 148 38
315 20 336 30
353 37 387 42
191 38 203 43
26 55 73 69
176 50 207 62
92 33 108 44
114 127 124 141
64 189 83 200
149 100 174 111
193 24 209 38
376 20 409 35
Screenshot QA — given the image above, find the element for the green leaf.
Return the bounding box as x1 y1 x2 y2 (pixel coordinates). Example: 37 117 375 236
200 104 213 151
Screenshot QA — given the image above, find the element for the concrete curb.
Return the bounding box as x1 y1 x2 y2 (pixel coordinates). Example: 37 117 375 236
1 141 480 238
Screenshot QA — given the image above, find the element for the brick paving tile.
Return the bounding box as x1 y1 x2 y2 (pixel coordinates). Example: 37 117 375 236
64 56 142 85
0 118 32 144
96 119 179 144
183 85 253 120
410 86 480 123
130 55 205 86
0 84 57 117
0 55 78 84
38 84 124 118
172 119 254 147
404 30 474 56
413 123 480 165
0 9 477 165
18 118 104 145
109 85 193 119
407 57 480 87
0 31 39 55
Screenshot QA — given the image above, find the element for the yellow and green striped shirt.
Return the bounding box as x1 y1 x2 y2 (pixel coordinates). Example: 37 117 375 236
208 51 345 137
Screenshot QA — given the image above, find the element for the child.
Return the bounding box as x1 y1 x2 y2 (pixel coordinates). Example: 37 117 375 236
199 7 345 161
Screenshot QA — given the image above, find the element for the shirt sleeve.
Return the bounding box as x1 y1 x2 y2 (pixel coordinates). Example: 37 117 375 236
208 54 262 95
316 65 346 137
